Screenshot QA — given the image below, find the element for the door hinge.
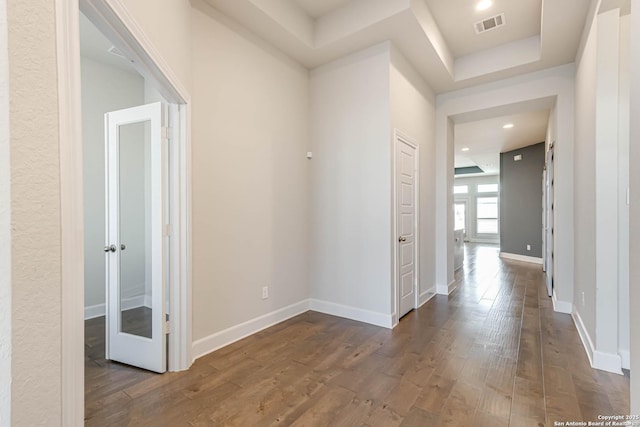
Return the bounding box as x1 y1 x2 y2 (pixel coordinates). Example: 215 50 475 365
165 224 172 236
164 321 171 335
162 126 172 141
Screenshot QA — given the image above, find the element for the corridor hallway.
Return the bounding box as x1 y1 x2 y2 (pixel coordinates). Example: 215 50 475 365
85 244 629 426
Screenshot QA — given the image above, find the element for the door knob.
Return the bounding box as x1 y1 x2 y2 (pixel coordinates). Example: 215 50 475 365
398 236 406 242
104 244 117 253
120 244 126 251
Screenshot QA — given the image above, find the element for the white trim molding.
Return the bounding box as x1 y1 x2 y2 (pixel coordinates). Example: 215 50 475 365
0 0 11 423
572 309 595 367
310 299 394 329
56 0 85 425
499 252 543 265
437 280 456 295
192 300 310 360
552 292 573 314
620 349 630 370
193 298 400 361
593 351 623 375
573 308 623 375
418 288 436 307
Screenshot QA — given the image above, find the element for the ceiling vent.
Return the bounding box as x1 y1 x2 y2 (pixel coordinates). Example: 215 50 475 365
474 13 506 34
107 45 126 59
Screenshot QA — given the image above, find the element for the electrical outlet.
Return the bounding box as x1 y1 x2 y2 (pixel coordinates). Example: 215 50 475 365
526 244 531 251
262 286 269 300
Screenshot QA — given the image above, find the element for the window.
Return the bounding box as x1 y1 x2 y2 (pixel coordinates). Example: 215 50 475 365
477 197 498 234
477 183 498 193
454 185 468 194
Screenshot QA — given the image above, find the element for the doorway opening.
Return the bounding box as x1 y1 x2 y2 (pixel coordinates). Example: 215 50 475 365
58 0 192 423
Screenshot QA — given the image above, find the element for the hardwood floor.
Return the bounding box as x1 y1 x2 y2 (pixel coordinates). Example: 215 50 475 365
85 244 629 426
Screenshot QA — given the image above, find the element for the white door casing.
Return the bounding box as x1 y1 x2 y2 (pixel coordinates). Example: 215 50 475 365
396 133 418 319
545 145 555 297
105 102 166 373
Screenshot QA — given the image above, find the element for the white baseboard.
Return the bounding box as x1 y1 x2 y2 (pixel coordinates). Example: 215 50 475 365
552 292 572 314
436 280 456 295
467 237 499 244
84 295 149 320
593 350 623 374
572 309 595 367
620 349 630 370
418 287 436 307
309 299 393 329
572 308 623 375
84 303 106 320
499 252 543 265
192 299 311 360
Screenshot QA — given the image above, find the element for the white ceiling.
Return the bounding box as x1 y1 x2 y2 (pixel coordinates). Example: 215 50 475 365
203 0 590 93
291 0 352 20
454 109 550 175
425 0 542 57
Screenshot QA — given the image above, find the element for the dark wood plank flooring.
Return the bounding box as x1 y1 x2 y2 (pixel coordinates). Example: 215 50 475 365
85 244 629 426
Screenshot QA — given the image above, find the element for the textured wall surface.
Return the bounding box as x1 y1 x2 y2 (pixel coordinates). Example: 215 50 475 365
0 0 11 423
7 0 62 424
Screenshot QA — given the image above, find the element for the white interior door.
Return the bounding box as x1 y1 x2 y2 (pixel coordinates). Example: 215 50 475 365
105 102 166 373
397 137 417 318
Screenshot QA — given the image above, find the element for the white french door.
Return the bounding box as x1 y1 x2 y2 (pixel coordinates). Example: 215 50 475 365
396 136 418 318
104 102 167 373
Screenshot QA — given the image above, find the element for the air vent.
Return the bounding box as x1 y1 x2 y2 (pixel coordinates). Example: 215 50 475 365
474 13 506 34
107 45 126 59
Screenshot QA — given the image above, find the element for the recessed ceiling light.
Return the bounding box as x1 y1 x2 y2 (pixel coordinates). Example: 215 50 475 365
461 147 470 152
476 0 492 11
503 123 514 129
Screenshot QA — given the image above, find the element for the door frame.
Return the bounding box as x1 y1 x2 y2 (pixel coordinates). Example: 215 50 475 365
56 0 192 424
454 200 469 241
392 130 419 326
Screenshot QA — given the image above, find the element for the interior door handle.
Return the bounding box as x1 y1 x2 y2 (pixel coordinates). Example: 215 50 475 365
398 236 406 242
120 244 126 251
104 244 116 253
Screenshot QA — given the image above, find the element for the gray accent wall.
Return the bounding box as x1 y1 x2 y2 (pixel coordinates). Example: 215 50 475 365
500 142 545 257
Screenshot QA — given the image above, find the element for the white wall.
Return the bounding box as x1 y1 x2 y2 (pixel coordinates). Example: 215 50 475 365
573 5 630 374
81 56 146 313
310 42 392 322
618 14 630 369
119 0 192 94
629 0 640 412
574 14 597 341
436 64 575 304
7 0 63 423
0 0 10 423
453 175 500 244
190 4 311 341
390 45 437 309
